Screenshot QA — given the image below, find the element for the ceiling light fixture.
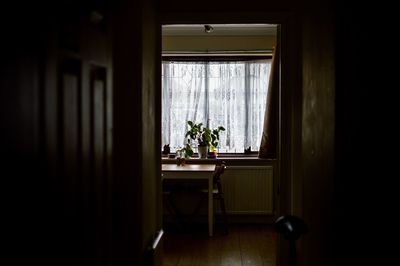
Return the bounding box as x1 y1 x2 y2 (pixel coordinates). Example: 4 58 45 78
204 25 214 33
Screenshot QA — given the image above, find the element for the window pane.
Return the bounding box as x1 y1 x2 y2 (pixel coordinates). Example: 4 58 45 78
162 60 271 153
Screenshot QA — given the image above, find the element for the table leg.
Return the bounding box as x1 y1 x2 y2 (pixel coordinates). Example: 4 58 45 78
208 176 213 236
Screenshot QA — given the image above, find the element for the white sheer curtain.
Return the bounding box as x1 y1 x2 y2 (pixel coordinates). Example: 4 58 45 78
162 60 271 153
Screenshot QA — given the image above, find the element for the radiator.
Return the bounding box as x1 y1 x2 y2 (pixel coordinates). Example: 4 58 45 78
218 165 273 215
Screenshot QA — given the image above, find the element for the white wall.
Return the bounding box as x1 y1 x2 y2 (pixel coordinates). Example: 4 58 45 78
163 35 276 52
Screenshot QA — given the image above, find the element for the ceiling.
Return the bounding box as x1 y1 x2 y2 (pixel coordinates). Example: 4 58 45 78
162 24 277 37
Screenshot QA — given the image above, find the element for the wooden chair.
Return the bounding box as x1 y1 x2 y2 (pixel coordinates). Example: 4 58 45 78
192 161 228 234
162 174 185 227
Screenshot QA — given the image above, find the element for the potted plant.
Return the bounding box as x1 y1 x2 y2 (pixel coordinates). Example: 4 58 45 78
208 126 225 158
176 143 193 159
185 121 225 158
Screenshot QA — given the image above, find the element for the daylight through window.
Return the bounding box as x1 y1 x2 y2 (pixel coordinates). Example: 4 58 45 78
162 59 271 153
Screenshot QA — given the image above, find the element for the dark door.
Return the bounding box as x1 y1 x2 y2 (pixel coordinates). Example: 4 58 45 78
42 4 113 266
1 1 161 265
1 2 113 265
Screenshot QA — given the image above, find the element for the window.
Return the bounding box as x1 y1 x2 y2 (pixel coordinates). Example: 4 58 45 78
162 59 271 153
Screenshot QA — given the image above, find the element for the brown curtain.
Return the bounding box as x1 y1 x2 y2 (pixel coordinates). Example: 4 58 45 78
258 42 279 158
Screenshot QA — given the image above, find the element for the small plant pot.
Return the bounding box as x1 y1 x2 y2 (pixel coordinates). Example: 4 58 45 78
197 145 208 159
207 151 217 159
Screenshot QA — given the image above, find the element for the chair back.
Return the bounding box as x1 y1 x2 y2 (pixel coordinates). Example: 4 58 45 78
213 162 226 184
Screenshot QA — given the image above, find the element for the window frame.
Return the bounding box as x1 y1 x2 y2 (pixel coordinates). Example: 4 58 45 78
161 55 272 156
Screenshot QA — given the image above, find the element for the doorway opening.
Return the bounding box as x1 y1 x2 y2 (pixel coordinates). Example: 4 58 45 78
160 22 281 266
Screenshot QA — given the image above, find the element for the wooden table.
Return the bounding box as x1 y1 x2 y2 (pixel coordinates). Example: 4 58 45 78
161 164 216 236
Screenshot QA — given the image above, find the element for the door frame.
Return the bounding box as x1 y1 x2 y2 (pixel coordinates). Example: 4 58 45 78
158 11 303 266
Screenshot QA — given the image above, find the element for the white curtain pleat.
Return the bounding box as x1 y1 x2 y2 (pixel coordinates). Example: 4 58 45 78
162 60 271 153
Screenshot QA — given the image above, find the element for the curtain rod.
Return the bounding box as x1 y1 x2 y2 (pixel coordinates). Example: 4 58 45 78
162 49 273 57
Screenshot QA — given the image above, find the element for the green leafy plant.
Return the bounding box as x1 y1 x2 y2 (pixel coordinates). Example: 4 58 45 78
176 143 193 158
185 121 225 151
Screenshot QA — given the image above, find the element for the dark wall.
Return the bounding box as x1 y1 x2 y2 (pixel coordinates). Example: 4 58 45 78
1 3 47 263
333 2 384 264
113 0 161 265
300 4 335 266
159 0 298 13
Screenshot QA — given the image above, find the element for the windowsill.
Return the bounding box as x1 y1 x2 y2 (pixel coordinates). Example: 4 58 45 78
161 154 276 165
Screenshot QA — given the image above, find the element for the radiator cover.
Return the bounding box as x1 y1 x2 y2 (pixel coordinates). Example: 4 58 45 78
218 165 273 214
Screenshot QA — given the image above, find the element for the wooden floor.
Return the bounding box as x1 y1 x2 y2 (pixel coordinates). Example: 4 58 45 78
163 224 277 266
